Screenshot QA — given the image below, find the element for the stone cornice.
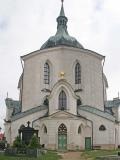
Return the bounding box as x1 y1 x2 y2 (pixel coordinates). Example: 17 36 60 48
21 46 105 61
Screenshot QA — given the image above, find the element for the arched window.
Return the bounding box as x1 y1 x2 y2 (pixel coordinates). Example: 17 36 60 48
77 99 82 106
99 125 106 131
58 124 67 134
43 125 47 134
43 98 49 106
78 125 82 134
44 62 50 84
75 63 81 84
59 90 67 110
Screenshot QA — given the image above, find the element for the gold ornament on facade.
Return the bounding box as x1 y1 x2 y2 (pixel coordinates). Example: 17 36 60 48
59 71 65 79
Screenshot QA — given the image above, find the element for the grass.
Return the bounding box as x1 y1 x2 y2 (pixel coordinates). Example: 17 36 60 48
0 151 61 160
0 149 119 160
81 149 118 160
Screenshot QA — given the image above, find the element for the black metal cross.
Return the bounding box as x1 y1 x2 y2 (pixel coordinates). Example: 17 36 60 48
27 121 30 127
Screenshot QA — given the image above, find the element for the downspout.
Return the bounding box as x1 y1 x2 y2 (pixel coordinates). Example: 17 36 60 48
77 110 93 150
32 111 48 128
88 118 93 150
102 57 105 111
20 57 24 111
32 117 41 128
84 117 93 150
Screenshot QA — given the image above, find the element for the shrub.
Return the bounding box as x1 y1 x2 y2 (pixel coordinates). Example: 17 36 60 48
28 134 40 149
13 136 23 148
0 140 5 150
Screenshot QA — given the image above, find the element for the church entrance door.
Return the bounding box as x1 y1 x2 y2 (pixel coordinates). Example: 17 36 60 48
58 134 67 150
58 124 67 150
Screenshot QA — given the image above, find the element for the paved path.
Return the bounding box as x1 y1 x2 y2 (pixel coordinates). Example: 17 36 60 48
58 151 85 160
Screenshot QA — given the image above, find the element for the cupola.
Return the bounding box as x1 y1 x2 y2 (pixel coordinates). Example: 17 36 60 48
40 0 84 50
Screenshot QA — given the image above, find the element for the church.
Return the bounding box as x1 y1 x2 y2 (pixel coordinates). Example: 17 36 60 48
4 1 120 150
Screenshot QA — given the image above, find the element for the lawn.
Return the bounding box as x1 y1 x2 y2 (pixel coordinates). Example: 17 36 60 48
0 150 119 160
81 150 118 160
0 151 61 160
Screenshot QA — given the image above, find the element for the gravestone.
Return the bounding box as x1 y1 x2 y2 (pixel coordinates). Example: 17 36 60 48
19 121 38 145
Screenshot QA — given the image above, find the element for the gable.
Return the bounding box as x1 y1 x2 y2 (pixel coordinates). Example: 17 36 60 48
49 111 79 119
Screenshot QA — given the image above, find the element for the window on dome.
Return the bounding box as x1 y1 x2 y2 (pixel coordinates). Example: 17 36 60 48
59 90 67 110
75 63 81 84
99 125 106 131
44 63 50 84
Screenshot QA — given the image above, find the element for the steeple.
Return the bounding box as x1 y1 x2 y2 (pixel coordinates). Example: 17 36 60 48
40 0 84 50
56 0 68 35
59 0 65 16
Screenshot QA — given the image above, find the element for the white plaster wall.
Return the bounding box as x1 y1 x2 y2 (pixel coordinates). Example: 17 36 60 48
117 106 120 121
21 47 104 112
103 81 107 101
112 108 118 121
114 124 119 148
117 124 120 146
78 109 115 146
33 116 92 150
6 108 13 121
4 122 11 144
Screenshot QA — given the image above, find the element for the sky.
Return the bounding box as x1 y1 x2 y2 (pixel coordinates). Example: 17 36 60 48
0 0 120 132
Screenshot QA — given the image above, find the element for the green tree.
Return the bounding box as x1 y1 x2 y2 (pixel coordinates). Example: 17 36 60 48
28 134 40 149
13 136 22 148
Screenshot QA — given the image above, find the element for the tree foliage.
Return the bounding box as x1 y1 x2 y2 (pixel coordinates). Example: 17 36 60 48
13 136 23 148
28 134 40 149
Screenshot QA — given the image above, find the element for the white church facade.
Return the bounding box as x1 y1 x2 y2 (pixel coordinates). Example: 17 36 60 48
4 1 120 150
